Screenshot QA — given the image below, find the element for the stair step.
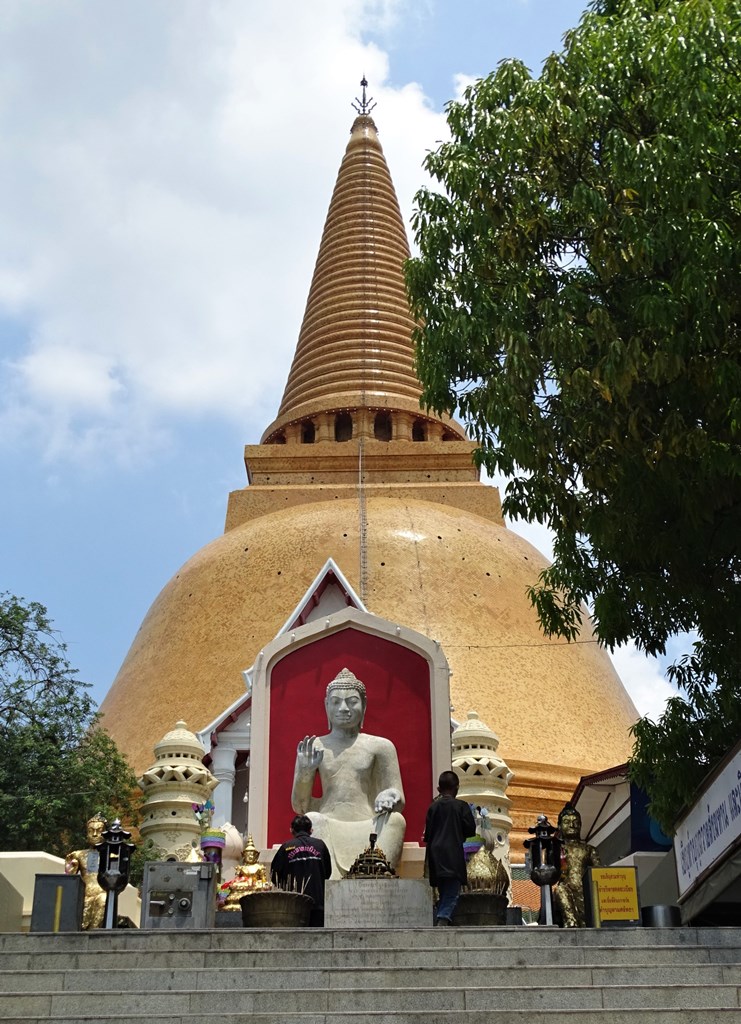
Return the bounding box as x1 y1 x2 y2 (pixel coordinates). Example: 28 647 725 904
2 1007 741 1024
1 982 740 1015
2 943 739 971
3 962 740 991
3 926 741 953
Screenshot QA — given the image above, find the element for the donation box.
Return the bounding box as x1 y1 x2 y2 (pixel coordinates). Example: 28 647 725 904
30 874 84 932
140 862 216 929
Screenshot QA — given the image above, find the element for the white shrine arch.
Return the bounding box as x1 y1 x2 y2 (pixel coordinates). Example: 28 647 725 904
198 560 452 866
247 604 452 854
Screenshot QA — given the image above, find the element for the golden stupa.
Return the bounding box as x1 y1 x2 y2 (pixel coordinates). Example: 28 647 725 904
100 107 637 843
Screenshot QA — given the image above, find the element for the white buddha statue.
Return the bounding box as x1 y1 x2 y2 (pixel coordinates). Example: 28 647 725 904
292 667 406 876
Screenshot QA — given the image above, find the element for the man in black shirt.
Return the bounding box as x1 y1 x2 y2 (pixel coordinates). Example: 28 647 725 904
270 814 332 926
424 770 476 926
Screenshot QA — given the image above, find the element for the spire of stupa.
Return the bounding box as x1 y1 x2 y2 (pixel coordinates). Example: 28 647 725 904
261 88 465 444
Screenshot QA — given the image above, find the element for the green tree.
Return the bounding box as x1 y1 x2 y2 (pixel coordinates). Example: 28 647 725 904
406 0 741 832
0 593 139 855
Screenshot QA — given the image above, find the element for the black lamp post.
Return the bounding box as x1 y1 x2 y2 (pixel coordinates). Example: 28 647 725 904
523 814 561 926
96 819 136 929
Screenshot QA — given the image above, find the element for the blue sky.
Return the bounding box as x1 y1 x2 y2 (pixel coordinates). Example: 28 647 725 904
0 0 677 720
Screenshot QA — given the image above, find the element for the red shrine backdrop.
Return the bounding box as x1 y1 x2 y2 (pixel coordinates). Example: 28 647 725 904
267 627 432 848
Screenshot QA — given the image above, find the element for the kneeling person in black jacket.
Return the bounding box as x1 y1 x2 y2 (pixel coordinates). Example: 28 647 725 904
270 814 332 926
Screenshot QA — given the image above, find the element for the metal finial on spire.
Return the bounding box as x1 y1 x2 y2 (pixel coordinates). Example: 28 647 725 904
352 76 376 116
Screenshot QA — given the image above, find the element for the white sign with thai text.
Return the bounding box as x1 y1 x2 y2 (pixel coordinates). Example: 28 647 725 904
674 745 741 897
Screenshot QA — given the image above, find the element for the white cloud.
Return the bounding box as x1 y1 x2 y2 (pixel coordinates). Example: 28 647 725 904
453 72 479 99
607 643 676 722
13 346 123 411
0 0 447 465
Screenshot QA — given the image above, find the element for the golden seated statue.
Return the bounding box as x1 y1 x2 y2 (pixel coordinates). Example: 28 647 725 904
218 835 271 911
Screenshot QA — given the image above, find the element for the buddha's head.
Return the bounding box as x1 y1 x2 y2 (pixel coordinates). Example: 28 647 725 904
241 834 260 865
86 813 106 846
325 667 367 730
558 803 582 841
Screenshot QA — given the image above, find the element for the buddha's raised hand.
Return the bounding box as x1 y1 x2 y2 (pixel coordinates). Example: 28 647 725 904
296 735 324 770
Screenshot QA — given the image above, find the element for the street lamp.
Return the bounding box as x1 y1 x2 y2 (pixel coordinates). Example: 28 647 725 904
524 814 561 926
96 819 136 929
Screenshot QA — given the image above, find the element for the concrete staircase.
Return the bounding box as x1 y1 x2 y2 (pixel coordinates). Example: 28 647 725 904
0 926 739 1023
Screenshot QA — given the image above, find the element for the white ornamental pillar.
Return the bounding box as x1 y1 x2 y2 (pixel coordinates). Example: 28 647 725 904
452 710 514 876
210 743 237 828
138 721 218 861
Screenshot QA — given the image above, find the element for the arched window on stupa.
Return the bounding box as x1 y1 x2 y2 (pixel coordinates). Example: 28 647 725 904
335 413 353 442
301 420 316 444
412 418 427 442
374 411 392 441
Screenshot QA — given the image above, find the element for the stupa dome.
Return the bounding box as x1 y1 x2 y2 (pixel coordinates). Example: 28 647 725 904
103 495 636 831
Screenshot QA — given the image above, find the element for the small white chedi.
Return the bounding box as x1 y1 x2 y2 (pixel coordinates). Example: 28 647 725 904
452 710 514 882
292 667 406 876
138 721 219 861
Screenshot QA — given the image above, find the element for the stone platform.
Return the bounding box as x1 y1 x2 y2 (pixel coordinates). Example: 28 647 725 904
325 878 432 928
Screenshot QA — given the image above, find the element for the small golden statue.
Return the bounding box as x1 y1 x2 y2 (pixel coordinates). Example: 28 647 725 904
217 835 271 911
465 806 510 897
185 841 205 863
347 832 397 878
64 813 107 930
554 803 600 927
466 847 510 896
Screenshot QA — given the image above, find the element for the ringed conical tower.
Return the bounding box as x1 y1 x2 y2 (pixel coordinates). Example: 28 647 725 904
261 112 464 446
101 103 638 845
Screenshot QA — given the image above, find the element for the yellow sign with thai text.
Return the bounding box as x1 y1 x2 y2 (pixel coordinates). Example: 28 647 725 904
589 867 640 926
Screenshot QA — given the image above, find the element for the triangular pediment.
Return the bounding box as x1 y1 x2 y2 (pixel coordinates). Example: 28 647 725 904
280 558 364 632
198 560 363 744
